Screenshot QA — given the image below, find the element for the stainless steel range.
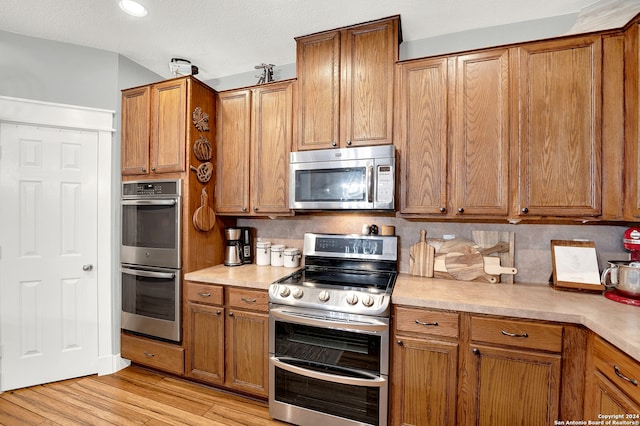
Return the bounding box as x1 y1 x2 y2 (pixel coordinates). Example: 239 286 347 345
268 233 398 426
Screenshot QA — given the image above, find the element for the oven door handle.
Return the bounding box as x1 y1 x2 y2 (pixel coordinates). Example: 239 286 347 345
121 267 176 279
270 356 386 388
270 308 388 333
121 199 177 206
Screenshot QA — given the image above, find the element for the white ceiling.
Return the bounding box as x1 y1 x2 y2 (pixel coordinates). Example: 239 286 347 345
1 0 639 81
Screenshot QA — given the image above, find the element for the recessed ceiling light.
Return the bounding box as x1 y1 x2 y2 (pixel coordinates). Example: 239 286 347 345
119 0 147 17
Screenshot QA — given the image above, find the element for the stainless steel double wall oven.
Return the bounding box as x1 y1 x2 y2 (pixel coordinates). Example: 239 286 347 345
269 233 398 426
121 180 182 342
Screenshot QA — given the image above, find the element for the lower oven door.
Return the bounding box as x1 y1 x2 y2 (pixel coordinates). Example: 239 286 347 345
269 307 389 426
121 264 181 342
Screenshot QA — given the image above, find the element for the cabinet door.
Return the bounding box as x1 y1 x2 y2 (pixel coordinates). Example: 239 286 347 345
215 90 251 213
342 17 398 148
586 371 640 418
391 337 458 426
295 31 341 150
625 24 640 219
121 86 150 175
396 58 449 214
466 344 561 426
184 302 225 384
451 49 510 217
225 309 269 397
516 35 602 217
251 82 293 214
150 79 187 174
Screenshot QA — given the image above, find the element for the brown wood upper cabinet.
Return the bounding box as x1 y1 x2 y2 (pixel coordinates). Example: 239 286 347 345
514 35 602 219
121 78 188 176
396 48 511 218
625 23 640 220
295 16 400 150
215 81 293 215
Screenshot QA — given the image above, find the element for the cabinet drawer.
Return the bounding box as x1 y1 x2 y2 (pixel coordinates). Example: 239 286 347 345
593 335 640 404
227 287 268 312
121 333 184 375
185 281 223 305
395 306 459 338
470 316 563 352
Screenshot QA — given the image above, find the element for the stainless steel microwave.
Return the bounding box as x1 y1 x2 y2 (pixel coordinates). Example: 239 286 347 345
289 145 395 211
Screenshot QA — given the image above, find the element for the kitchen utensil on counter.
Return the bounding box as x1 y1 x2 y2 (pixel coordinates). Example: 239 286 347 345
256 241 271 266
472 230 515 283
434 255 517 277
438 238 497 283
284 248 301 268
601 260 640 299
192 188 215 232
409 230 435 277
271 245 285 266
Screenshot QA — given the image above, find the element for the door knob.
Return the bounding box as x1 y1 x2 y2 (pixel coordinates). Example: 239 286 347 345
82 264 94 271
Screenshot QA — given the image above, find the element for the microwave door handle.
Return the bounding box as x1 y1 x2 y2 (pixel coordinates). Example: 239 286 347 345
270 356 386 388
121 199 177 206
121 267 176 280
367 165 374 203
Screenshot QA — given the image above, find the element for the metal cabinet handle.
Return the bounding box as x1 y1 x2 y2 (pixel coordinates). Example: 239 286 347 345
198 292 211 298
472 348 480 355
521 207 529 214
501 330 529 338
216 310 222 315
241 297 257 303
229 312 234 316
415 319 438 327
346 140 352 146
397 340 404 346
143 352 155 357
141 167 146 173
439 207 446 213
614 365 639 386
332 141 337 147
457 207 464 213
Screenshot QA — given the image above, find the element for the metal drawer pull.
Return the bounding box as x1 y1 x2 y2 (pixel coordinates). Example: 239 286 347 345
614 365 639 386
501 330 528 338
143 352 155 357
198 292 211 297
415 319 439 327
241 297 257 303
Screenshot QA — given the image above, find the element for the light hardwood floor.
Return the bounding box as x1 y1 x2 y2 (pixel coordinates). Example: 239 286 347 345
0 364 289 425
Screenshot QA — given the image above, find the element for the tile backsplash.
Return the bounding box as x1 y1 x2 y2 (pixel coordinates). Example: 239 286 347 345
238 215 629 285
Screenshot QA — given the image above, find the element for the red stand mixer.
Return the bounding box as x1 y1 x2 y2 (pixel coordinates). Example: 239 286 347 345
603 227 640 306
623 227 640 261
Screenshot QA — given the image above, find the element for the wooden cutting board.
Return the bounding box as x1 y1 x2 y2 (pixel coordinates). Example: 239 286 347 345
409 230 435 277
439 238 496 283
472 231 515 283
192 188 215 232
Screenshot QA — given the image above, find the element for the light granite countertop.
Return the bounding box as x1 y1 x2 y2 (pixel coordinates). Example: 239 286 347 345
184 264 300 290
393 274 640 362
184 264 640 362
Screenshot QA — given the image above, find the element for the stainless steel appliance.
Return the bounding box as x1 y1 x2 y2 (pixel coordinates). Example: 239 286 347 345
269 233 398 426
225 226 253 266
121 180 181 269
289 145 395 211
121 180 182 342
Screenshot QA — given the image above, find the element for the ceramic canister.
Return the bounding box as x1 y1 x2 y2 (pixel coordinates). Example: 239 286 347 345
256 241 271 266
283 248 301 268
270 244 285 266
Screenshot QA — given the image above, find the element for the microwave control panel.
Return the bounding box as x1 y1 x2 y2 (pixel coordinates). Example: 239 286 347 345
376 165 394 203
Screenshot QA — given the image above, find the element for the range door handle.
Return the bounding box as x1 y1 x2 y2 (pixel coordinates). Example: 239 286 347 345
270 356 386 388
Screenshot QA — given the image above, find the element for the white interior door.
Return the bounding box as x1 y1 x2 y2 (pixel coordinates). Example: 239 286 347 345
0 122 99 391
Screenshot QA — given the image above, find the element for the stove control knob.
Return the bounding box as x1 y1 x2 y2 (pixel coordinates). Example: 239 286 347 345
345 293 359 305
279 286 291 298
362 295 375 308
292 287 304 299
318 290 330 302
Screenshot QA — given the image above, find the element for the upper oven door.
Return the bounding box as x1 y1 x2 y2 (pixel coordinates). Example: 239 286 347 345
121 197 181 268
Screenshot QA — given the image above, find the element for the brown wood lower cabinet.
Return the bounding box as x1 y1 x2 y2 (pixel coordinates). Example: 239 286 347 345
121 332 185 376
391 307 586 426
585 334 640 418
183 281 269 398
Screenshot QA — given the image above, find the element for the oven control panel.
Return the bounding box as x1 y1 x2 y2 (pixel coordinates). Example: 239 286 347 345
269 284 390 316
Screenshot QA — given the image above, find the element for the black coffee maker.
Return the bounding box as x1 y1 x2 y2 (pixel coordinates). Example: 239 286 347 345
224 227 253 266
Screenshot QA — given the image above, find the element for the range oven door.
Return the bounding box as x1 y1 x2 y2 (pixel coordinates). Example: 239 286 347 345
269 307 389 426
121 197 181 269
121 265 181 342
